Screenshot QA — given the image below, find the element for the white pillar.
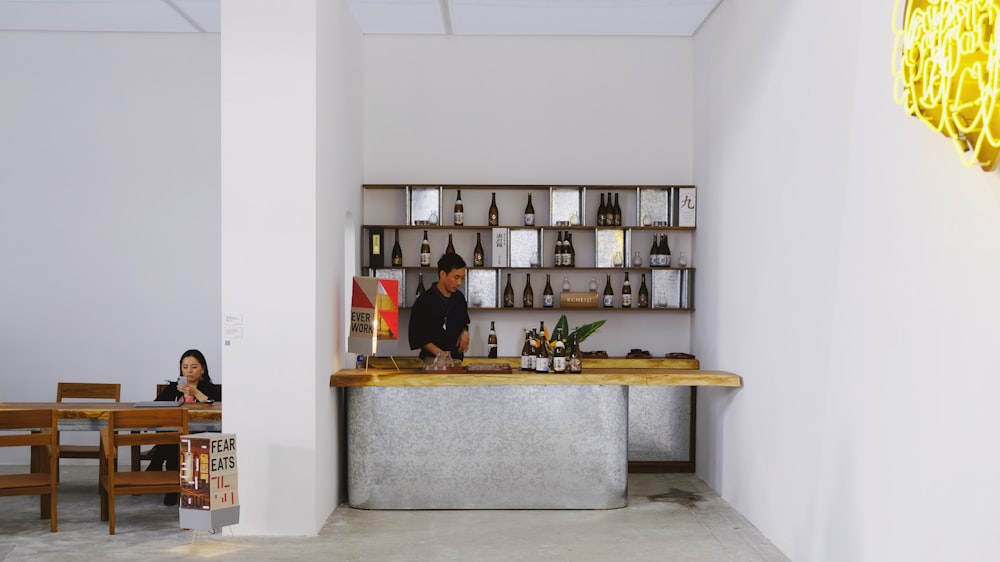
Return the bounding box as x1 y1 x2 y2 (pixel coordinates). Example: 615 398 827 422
220 0 362 535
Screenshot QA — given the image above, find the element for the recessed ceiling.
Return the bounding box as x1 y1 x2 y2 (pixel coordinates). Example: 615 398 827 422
0 0 721 36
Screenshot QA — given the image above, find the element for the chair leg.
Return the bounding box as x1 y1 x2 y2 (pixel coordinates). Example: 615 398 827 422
49 491 57 532
108 492 115 535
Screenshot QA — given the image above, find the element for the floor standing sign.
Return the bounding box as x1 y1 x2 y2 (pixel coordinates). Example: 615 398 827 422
180 432 239 532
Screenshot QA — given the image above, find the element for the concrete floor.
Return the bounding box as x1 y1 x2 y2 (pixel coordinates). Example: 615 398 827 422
1 465 788 561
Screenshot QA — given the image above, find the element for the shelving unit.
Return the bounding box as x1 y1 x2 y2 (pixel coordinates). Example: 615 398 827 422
362 184 696 312
360 185 700 473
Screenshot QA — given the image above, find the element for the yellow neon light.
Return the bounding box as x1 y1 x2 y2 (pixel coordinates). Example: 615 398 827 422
893 0 1000 171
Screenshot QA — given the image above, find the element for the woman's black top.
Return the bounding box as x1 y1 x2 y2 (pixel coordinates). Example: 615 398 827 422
154 378 222 402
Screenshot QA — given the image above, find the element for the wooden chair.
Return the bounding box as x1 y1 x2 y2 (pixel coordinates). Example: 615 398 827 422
56 382 121 472
99 408 188 534
0 409 59 532
130 383 221 471
130 383 173 471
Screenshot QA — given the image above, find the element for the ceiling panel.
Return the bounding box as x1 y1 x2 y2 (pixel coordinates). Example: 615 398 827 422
173 0 219 32
0 0 721 36
0 0 209 33
347 0 446 35
449 0 719 36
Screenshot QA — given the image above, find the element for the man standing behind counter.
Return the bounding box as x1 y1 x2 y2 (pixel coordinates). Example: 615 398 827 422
409 253 471 364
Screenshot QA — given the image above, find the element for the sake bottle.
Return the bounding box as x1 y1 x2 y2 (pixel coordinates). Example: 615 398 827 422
415 272 426 297
613 193 622 226
552 328 566 373
420 230 431 267
488 192 499 226
638 273 650 308
603 274 614 308
453 189 464 226
650 234 660 267
473 232 485 267
542 274 554 308
661 234 672 267
520 330 533 371
621 272 632 308
522 274 534 308
554 231 564 267
565 233 575 267
391 228 403 267
524 193 535 226
535 338 549 373
598 193 607 226
487 321 498 358
502 273 515 308
445 232 456 254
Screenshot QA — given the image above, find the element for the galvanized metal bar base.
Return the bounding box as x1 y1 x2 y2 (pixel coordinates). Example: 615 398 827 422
347 385 628 510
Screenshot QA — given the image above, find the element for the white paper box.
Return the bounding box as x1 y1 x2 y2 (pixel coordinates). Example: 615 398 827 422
492 228 509 267
677 188 696 227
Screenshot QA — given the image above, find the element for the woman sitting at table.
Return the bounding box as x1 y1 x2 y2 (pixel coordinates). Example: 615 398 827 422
146 349 222 505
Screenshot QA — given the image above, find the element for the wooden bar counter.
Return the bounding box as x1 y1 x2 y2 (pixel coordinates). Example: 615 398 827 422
330 358 740 511
331 356 741 388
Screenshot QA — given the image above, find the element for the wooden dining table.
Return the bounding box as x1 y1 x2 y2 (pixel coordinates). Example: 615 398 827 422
0 401 222 432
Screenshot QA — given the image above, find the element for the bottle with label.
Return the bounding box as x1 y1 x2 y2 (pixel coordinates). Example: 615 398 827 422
487 321 498 358
613 193 622 226
391 228 403 267
554 231 563 267
638 273 650 308
543 274 554 308
454 190 464 226
661 234 672 267
565 233 575 267
488 192 499 226
415 272 426 297
650 234 660 267
522 274 534 308
524 193 535 226
420 231 431 267
503 273 515 308
621 272 632 308
535 338 549 373
520 330 533 371
598 193 607 226
446 232 456 254
473 232 485 267
552 328 566 373
603 274 614 307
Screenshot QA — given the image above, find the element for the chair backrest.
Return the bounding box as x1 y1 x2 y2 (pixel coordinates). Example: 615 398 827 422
0 409 58 448
57 382 121 402
106 408 189 453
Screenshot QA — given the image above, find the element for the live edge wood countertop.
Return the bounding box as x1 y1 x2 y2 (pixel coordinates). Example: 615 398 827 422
330 357 742 388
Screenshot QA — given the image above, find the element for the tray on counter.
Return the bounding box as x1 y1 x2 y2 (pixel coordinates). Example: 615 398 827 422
423 364 513 374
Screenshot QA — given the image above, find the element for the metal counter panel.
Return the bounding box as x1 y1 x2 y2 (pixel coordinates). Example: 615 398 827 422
628 386 691 462
347 385 628 510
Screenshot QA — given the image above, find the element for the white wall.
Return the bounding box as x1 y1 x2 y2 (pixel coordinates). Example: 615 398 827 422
364 35 696 356
0 31 220 460
694 1 1000 560
220 0 362 535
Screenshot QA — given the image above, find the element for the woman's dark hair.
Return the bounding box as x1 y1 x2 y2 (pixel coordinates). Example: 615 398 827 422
179 349 212 382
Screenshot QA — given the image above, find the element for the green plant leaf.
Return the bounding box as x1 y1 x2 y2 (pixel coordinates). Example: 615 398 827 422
554 315 570 342
572 320 605 344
